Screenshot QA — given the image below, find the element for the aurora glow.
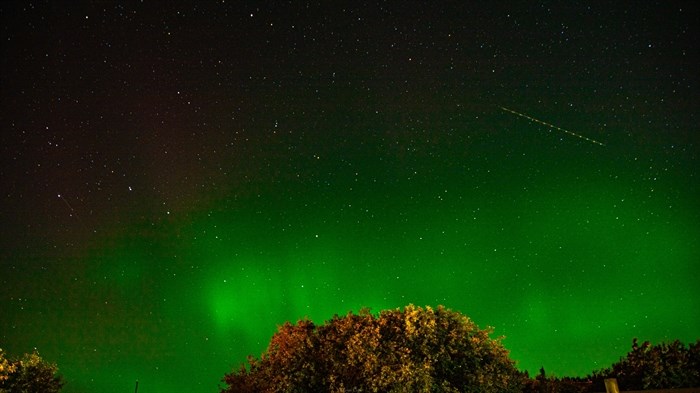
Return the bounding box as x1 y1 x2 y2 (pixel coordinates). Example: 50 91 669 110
1 2 698 393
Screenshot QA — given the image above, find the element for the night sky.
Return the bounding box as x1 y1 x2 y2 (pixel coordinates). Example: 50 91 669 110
1 2 698 392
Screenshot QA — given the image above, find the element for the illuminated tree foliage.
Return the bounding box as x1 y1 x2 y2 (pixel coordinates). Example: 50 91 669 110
0 350 16 383
588 338 700 391
222 305 522 393
0 349 64 393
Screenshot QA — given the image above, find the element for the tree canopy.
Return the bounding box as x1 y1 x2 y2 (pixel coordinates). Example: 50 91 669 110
522 339 700 393
588 338 700 391
221 304 522 393
0 349 64 393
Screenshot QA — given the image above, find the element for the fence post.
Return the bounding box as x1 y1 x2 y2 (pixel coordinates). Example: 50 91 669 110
604 378 620 393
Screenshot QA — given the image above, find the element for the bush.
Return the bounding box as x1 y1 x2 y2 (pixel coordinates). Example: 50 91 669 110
222 304 522 393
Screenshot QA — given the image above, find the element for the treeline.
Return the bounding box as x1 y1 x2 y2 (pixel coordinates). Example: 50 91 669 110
222 305 700 393
592 338 698 392
3 305 698 392
523 338 700 393
602 338 700 390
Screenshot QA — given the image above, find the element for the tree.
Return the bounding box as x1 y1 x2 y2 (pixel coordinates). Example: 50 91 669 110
222 305 523 393
521 367 590 393
0 349 64 393
0 349 17 383
588 338 700 391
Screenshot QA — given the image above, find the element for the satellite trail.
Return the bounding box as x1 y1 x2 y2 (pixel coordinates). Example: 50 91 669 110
499 106 605 146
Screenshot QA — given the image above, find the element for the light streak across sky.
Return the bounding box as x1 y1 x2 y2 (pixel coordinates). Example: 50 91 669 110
500 106 606 146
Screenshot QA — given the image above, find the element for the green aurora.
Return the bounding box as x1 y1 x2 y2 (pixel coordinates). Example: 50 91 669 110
1 2 698 393
7 110 698 392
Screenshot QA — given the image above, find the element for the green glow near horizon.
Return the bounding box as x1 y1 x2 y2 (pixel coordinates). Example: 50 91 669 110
3 4 699 393
4 119 698 393
173 131 699 381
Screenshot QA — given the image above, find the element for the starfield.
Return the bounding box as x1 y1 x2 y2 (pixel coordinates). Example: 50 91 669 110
1 2 698 392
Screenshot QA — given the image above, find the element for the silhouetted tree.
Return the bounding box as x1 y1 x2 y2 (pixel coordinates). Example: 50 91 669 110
588 338 700 391
222 305 523 393
0 349 64 393
521 367 589 393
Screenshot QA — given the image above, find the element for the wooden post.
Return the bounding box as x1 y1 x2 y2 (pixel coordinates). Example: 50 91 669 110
604 378 620 393
134 380 139 393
